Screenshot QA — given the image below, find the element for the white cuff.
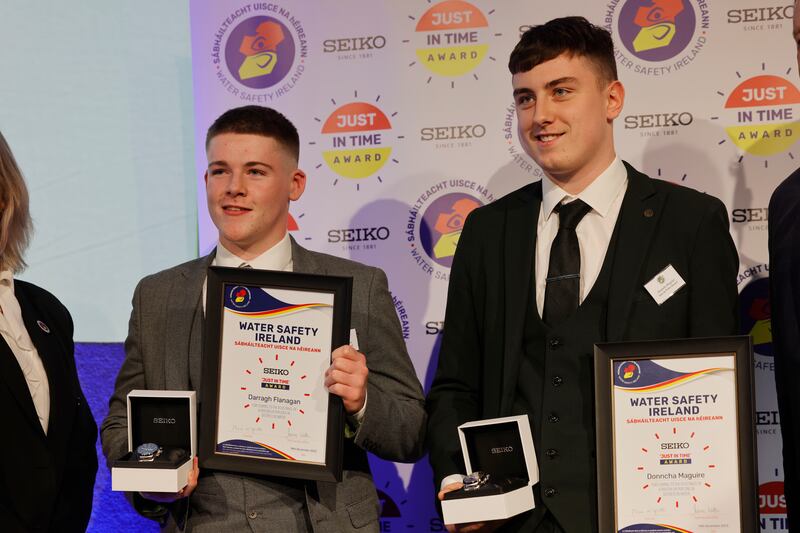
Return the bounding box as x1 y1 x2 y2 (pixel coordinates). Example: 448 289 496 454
440 473 466 490
348 389 367 426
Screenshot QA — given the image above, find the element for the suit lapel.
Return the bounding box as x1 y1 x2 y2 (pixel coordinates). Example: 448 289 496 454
16 285 73 447
500 182 541 414
606 163 664 341
0 335 43 436
166 254 214 391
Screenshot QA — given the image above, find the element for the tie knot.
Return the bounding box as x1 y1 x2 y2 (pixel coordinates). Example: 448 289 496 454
555 199 591 230
238 262 252 269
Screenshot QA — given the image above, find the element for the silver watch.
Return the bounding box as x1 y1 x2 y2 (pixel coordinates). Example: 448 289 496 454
463 471 490 491
136 442 163 462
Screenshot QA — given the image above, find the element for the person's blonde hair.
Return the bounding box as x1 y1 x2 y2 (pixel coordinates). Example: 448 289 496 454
0 131 32 273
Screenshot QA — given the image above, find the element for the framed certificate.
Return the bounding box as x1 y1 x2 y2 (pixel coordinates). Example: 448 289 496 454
199 266 352 482
594 336 757 532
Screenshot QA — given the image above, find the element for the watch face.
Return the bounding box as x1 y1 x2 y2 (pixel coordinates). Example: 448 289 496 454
463 471 490 491
136 442 160 456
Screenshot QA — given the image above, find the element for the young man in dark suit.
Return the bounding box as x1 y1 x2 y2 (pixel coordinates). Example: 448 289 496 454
101 106 426 531
427 17 739 532
769 0 800 524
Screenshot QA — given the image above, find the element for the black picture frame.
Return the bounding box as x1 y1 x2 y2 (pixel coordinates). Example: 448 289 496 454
594 335 757 532
199 266 352 482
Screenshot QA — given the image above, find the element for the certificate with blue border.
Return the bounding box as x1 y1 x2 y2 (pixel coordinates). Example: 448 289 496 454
200 266 351 482
594 336 758 533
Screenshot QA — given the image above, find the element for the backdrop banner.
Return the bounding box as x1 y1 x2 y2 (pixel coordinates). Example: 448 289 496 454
190 1 793 529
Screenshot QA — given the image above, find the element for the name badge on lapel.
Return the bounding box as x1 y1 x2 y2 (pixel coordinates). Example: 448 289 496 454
644 264 686 305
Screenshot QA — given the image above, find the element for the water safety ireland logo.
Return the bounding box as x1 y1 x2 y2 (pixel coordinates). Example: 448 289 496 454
738 273 772 357
605 0 710 75
212 4 307 100
310 92 401 191
713 68 800 164
406 180 495 280
617 361 642 385
404 0 500 88
229 286 252 309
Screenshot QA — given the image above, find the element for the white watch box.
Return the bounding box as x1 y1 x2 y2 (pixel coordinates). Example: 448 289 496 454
111 390 197 493
441 415 539 525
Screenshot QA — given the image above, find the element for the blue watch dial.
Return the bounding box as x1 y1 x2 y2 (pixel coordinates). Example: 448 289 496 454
136 442 160 457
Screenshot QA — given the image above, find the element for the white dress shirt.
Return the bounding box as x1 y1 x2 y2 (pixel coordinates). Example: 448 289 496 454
0 271 50 434
202 233 294 310
213 232 294 271
535 158 628 317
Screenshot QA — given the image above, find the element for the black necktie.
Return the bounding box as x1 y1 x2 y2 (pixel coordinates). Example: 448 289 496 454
543 199 592 326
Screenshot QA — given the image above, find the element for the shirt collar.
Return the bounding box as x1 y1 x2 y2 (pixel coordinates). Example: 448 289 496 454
214 233 293 271
541 157 627 220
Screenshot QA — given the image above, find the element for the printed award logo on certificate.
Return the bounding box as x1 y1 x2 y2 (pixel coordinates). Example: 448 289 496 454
594 336 758 533
200 266 352 482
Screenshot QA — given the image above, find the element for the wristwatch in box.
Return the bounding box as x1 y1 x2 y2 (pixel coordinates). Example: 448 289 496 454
135 442 163 462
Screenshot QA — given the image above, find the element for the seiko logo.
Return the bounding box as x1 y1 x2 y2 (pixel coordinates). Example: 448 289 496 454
727 6 793 23
660 442 690 450
491 446 514 454
425 321 444 335
624 112 693 129
420 125 486 141
757 410 780 425
153 417 176 424
263 368 289 376
328 227 390 243
732 207 768 223
322 36 386 53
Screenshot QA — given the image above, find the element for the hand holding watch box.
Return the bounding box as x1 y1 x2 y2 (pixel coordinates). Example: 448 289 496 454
441 415 539 525
111 390 197 493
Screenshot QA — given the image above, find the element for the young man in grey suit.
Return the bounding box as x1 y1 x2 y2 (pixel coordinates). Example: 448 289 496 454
101 106 426 532
427 17 739 532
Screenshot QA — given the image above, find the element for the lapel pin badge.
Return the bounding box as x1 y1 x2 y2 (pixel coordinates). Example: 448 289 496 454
643 208 654 218
37 320 50 334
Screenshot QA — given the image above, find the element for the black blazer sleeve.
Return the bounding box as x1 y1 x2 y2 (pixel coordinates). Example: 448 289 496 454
426 211 484 486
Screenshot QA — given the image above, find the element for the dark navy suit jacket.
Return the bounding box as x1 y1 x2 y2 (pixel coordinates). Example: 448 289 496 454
0 280 97 532
769 168 800 525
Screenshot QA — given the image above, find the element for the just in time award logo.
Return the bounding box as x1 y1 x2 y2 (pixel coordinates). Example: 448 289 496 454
713 67 800 165
287 212 312 243
211 3 308 102
404 0 501 88
310 92 402 191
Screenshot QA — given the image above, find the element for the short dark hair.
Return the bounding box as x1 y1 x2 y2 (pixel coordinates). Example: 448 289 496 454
205 105 300 162
508 16 617 84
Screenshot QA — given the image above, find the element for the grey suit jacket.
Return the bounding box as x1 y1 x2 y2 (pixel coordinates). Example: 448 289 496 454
101 239 426 532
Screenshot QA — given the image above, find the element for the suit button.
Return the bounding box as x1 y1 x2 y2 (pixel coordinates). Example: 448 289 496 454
545 448 558 459
548 413 560 423
248 511 258 519
552 376 563 386
548 338 562 349
544 487 557 497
